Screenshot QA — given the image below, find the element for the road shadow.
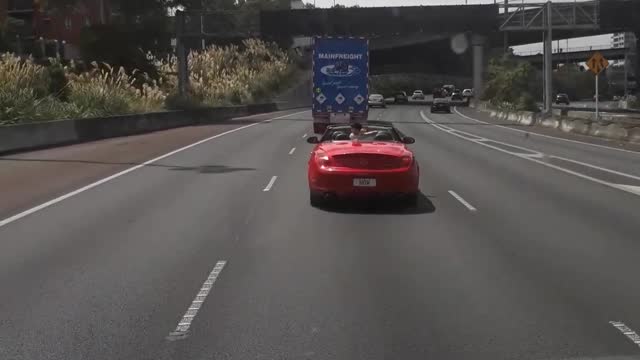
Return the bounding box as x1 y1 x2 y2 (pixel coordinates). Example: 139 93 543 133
0 157 255 174
169 165 255 174
317 191 436 215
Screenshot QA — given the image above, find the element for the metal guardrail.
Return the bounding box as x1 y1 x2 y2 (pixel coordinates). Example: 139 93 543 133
516 45 630 57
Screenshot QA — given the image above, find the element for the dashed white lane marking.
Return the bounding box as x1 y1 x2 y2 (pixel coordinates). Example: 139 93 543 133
167 260 227 340
263 176 278 192
0 110 309 229
453 107 640 155
448 191 477 212
610 321 640 348
302 133 308 138
421 111 640 198
289 147 296 155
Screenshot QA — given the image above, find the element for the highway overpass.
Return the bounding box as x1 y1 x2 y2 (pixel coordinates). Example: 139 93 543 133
516 46 631 65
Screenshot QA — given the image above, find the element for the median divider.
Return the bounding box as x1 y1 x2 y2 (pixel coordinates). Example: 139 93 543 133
469 102 640 144
0 103 286 155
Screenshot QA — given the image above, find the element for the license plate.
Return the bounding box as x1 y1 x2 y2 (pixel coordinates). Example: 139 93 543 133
353 178 376 187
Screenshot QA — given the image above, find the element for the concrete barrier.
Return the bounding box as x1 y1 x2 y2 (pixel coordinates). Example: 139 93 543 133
0 103 280 155
475 102 640 144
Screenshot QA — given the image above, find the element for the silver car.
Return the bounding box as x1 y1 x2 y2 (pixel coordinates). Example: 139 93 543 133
368 94 386 108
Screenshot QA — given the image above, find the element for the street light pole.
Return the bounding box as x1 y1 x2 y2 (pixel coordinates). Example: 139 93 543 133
200 0 205 50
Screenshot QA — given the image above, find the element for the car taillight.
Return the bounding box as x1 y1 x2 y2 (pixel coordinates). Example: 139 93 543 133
315 151 332 167
400 156 413 166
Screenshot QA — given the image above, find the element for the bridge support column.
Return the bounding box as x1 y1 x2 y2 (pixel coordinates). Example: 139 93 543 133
472 34 487 99
543 1 553 116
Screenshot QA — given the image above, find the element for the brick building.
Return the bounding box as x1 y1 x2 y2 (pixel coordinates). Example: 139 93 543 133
4 0 111 57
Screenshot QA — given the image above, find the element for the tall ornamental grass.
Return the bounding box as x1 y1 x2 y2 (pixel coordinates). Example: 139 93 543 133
158 39 292 107
67 63 166 117
1 39 294 124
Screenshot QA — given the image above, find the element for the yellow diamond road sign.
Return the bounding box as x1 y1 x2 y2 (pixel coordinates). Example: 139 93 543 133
586 51 609 75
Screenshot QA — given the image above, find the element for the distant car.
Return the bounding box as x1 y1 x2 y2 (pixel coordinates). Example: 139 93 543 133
433 88 445 98
462 89 474 97
442 85 456 96
555 93 570 105
431 98 451 113
368 94 386 108
394 91 408 104
306 122 419 207
450 89 463 101
412 90 425 100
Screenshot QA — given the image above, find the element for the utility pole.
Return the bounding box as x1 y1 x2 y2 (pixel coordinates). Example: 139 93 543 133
624 50 629 96
503 0 509 53
200 0 205 50
176 11 189 97
99 0 105 24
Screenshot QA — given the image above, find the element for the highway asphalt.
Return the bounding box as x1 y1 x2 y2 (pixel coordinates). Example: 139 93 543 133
1 106 640 360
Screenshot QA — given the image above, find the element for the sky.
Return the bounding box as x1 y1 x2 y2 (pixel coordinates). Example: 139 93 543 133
301 0 615 52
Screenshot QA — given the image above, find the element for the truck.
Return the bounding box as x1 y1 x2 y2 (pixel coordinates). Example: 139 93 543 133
311 37 369 134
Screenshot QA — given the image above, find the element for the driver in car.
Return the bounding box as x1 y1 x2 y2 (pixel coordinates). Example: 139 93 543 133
349 123 378 140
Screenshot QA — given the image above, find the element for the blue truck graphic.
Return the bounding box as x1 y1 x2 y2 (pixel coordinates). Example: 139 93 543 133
312 37 369 134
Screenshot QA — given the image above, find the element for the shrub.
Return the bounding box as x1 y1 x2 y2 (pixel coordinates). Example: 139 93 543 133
482 55 540 112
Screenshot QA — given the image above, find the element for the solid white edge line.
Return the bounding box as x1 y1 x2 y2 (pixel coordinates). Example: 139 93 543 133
549 155 640 182
0 110 308 229
167 260 227 340
453 107 640 155
421 111 640 198
289 147 296 155
448 190 477 212
263 176 278 192
609 321 640 348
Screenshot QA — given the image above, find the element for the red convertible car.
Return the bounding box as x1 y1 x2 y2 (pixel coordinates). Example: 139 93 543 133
306 122 419 207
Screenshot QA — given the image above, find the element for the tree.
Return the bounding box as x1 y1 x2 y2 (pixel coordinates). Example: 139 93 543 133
482 54 539 111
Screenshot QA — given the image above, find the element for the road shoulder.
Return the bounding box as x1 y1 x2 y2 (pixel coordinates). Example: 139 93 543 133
0 109 306 221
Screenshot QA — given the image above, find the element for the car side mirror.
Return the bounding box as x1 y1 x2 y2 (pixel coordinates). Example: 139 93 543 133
306 136 320 144
402 136 415 144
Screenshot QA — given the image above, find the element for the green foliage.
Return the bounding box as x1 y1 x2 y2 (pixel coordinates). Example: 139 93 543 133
482 54 540 112
46 58 70 101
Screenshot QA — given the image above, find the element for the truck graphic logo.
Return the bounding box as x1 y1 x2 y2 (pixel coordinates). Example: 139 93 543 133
320 61 361 77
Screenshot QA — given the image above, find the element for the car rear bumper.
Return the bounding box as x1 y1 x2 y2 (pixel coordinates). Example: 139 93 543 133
309 167 419 197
